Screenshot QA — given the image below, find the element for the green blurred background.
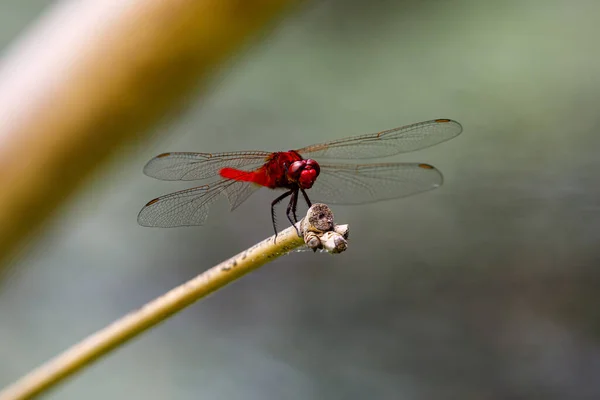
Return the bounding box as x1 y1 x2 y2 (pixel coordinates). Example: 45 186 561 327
2 0 600 399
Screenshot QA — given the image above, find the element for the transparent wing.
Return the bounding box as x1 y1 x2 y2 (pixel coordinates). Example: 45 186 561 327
138 180 262 227
296 119 462 160
142 151 271 181
308 163 443 205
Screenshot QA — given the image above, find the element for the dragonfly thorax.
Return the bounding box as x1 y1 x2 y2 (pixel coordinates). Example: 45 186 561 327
287 159 320 189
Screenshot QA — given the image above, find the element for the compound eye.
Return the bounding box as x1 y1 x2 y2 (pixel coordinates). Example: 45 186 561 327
288 160 305 179
305 159 320 177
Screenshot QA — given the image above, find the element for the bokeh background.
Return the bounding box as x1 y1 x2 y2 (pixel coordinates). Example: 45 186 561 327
2 0 600 399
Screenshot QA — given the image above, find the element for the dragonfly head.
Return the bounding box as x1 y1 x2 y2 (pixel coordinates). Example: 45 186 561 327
288 159 320 189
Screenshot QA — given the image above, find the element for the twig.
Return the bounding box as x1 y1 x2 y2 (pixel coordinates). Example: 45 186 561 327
0 204 348 400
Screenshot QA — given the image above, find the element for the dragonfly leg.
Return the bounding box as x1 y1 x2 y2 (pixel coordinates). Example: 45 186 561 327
286 189 301 237
300 188 312 208
291 190 299 223
271 190 293 240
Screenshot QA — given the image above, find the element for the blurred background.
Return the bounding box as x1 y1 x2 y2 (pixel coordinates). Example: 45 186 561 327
2 0 600 399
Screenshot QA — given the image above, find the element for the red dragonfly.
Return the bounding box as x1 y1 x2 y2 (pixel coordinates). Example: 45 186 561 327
138 118 462 236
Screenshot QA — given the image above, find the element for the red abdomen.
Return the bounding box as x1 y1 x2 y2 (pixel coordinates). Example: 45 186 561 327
219 151 304 189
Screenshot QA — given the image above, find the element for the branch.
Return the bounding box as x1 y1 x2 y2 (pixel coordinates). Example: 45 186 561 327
0 204 348 400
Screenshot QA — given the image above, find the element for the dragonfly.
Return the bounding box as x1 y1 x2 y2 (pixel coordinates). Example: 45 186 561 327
138 118 462 237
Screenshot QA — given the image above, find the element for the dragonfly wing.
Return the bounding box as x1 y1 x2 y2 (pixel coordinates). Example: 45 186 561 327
309 163 443 205
223 181 262 211
296 119 462 160
143 151 271 181
138 180 261 227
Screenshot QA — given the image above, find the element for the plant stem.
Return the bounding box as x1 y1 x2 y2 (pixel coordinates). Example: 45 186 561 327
0 204 347 400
